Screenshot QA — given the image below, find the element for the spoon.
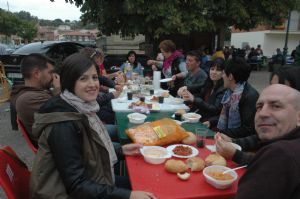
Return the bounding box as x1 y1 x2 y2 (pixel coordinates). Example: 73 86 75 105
222 165 247 174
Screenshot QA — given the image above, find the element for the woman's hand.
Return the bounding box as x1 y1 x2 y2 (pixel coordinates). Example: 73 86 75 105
182 90 194 102
130 191 157 199
122 143 143 156
202 121 211 128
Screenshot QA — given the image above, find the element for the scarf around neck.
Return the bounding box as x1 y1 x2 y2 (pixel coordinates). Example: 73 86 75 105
60 90 118 182
162 50 183 73
217 82 246 130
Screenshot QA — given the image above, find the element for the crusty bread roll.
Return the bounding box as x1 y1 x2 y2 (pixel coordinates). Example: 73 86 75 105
175 109 186 115
205 153 227 166
186 157 205 172
165 159 188 173
182 132 197 145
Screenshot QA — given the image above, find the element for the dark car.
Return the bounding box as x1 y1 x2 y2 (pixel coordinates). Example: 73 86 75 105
0 41 84 130
104 54 152 76
0 41 84 85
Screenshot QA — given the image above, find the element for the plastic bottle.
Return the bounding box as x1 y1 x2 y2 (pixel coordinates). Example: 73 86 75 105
125 61 132 79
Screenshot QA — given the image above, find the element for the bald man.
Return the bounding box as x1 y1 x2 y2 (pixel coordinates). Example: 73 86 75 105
231 84 300 199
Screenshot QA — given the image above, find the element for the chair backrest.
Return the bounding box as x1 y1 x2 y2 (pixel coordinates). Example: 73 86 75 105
0 146 30 199
16 117 37 154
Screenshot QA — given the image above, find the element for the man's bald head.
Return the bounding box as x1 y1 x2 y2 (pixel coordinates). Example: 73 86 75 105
255 84 300 140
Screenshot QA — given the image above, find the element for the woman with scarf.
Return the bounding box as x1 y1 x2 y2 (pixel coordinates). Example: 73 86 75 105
30 53 156 199
150 40 187 96
216 57 259 139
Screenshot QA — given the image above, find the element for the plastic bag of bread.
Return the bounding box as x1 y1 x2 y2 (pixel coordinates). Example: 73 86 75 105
205 153 227 166
186 157 205 172
165 159 188 173
126 118 189 146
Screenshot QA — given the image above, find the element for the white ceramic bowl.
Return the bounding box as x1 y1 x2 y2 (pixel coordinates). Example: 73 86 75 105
203 165 238 189
231 143 242 151
182 113 202 123
127 113 147 124
140 146 172 164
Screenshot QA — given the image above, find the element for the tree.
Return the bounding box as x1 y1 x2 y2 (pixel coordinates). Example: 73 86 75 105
0 9 20 37
60 0 298 41
17 21 38 43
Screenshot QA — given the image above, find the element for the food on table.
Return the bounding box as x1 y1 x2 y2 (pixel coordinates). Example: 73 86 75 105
126 118 189 146
175 109 186 115
165 159 188 173
177 172 190 180
205 153 227 167
207 171 234 181
161 91 170 98
186 157 205 172
143 148 168 158
181 132 197 145
172 145 193 156
150 96 159 102
128 101 152 109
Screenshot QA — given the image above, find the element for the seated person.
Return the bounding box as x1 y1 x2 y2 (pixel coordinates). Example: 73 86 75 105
179 58 225 129
270 66 300 91
120 50 144 79
80 47 123 125
10 53 60 146
216 57 259 138
30 53 156 199
219 84 300 199
175 50 207 97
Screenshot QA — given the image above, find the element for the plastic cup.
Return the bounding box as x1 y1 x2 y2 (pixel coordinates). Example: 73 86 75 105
175 113 182 121
127 92 133 100
195 127 208 148
158 96 164 103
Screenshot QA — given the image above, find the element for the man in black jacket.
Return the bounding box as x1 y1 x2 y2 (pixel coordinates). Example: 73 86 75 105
222 84 300 199
216 57 259 138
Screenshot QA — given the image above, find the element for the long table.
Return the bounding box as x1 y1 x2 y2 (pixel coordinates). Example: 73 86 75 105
115 111 215 144
125 139 245 199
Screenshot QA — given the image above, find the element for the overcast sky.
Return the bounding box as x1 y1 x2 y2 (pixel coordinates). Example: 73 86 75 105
0 0 82 21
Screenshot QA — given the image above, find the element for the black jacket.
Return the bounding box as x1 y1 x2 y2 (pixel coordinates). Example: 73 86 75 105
217 82 259 138
236 127 300 199
185 79 225 126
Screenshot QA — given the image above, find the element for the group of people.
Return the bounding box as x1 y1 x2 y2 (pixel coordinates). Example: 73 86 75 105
8 38 300 199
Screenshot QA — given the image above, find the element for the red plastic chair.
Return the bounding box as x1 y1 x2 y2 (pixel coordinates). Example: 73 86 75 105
0 146 30 199
16 117 37 154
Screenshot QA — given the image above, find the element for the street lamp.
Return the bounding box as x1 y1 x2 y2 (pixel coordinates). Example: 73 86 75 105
283 10 291 65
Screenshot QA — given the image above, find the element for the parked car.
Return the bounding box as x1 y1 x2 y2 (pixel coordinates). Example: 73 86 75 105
104 54 152 76
0 41 84 131
0 41 84 85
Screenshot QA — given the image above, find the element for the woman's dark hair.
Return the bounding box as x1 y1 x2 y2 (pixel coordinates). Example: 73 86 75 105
126 50 138 68
270 66 300 91
224 57 251 83
60 53 97 93
210 58 225 71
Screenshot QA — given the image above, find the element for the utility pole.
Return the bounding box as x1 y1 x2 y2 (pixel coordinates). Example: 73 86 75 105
283 10 291 65
7 1 9 11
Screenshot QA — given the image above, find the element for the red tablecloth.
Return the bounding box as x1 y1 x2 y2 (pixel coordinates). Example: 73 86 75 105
125 140 245 199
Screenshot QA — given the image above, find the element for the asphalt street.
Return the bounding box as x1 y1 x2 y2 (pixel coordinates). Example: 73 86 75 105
0 70 270 198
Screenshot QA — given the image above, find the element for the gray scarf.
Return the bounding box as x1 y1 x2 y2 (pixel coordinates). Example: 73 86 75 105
60 90 117 182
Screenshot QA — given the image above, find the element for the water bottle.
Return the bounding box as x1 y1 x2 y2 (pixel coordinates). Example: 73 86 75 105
125 61 132 79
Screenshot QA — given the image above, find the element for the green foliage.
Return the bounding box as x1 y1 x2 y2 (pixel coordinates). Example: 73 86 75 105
0 9 38 42
63 0 298 38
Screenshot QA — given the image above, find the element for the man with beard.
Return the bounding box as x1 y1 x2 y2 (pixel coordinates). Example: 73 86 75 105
10 53 60 146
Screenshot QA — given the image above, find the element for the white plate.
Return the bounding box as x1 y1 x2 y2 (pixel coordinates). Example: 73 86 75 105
166 144 199 158
160 78 173 83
